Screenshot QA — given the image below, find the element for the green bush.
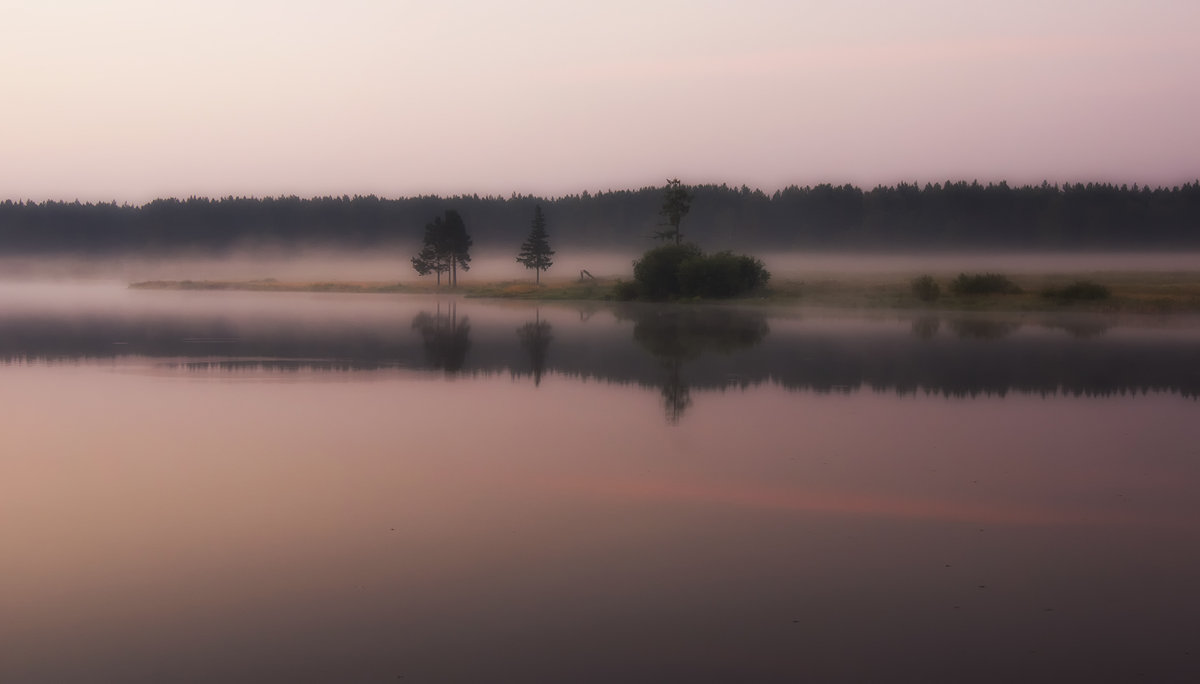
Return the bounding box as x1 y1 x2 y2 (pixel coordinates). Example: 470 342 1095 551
1041 280 1111 301
612 280 642 301
949 273 1022 296
911 275 941 302
677 251 770 299
632 243 702 300
631 244 770 300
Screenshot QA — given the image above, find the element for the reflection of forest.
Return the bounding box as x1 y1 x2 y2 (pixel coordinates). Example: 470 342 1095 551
0 304 1197 399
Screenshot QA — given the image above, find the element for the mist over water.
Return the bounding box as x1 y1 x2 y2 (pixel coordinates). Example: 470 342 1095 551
3 276 1199 682
3 250 1199 285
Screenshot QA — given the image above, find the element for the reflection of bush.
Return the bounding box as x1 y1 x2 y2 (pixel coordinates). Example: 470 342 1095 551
948 318 1022 340
911 316 941 339
630 244 770 300
623 307 770 361
620 306 770 424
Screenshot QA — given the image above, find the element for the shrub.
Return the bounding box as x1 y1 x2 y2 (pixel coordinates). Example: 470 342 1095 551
612 280 641 301
911 275 941 302
677 251 770 299
949 273 1022 296
1041 280 1111 301
632 243 702 300
632 244 769 300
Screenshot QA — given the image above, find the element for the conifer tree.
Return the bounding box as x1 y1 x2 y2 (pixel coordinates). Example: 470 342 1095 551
412 210 471 287
516 205 555 284
655 178 691 245
441 209 472 287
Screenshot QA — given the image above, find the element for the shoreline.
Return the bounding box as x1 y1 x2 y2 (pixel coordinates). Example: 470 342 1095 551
128 271 1200 314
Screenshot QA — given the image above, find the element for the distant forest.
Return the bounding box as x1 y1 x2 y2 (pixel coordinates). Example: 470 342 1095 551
2 180 1198 253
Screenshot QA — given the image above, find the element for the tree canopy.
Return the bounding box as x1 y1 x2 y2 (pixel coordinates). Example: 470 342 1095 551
655 178 691 245
411 209 472 286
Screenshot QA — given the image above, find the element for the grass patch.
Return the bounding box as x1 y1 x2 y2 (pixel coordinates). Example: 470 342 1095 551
129 271 1200 313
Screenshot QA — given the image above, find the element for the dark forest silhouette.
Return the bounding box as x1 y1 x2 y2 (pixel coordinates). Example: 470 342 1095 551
3 180 1199 253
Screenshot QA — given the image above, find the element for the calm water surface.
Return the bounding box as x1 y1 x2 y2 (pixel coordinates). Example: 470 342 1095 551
2 284 1198 683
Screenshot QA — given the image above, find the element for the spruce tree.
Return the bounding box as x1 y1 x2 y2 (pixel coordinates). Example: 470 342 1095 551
516 205 555 284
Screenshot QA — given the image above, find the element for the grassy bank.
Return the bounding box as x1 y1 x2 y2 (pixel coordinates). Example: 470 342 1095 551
130 271 1200 313
129 277 618 300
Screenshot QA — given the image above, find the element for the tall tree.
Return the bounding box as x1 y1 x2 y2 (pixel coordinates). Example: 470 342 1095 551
411 210 471 287
656 178 692 245
516 205 555 283
411 215 451 286
442 209 472 287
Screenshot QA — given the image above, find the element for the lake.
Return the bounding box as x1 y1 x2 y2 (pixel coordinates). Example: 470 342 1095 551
2 283 1199 682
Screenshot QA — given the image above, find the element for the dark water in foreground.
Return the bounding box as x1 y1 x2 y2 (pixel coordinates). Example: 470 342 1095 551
2 284 1198 683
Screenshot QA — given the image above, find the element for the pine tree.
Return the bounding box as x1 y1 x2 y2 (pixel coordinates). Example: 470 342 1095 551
516 205 555 284
412 210 471 287
655 178 692 245
441 209 472 287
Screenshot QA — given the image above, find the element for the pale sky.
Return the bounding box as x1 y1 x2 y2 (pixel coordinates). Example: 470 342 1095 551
2 0 1198 201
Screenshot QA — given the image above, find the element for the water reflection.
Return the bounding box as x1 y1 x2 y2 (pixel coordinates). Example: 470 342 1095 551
0 289 1197 407
411 301 471 373
622 306 770 423
911 316 940 340
1043 319 1112 339
4 286 1200 682
516 310 553 386
947 318 1022 340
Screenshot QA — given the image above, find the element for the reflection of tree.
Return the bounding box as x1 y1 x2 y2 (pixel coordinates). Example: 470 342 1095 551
626 307 770 361
411 300 471 372
1043 319 1111 339
659 358 692 425
911 316 940 340
949 318 1021 340
516 310 554 386
621 306 769 424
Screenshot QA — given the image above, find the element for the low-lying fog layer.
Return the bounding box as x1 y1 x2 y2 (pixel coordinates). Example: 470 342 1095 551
1 250 1198 284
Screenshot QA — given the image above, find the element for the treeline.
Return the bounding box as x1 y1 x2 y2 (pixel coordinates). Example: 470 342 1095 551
2 180 1198 253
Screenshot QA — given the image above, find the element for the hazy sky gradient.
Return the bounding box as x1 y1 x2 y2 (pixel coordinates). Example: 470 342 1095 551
3 0 1198 201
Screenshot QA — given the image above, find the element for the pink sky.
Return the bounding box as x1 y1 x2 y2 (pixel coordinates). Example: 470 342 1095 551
2 0 1197 202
